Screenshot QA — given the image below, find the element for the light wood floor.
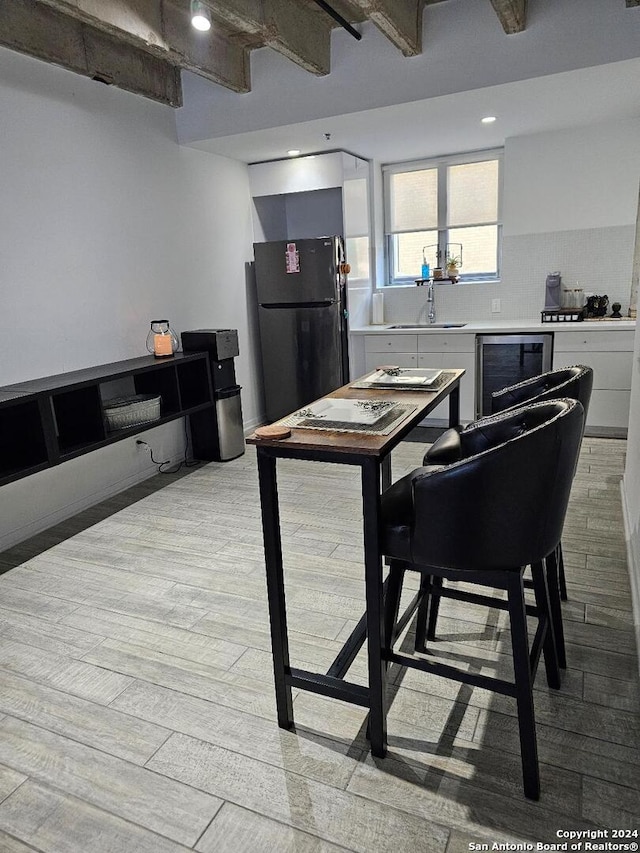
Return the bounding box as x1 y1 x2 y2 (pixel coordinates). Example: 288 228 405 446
0 436 637 851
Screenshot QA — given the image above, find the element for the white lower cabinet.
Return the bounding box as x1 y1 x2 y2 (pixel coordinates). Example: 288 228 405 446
553 330 634 433
362 333 476 423
359 326 634 433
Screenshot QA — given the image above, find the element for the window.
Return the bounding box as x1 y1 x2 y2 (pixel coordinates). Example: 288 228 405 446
383 150 502 285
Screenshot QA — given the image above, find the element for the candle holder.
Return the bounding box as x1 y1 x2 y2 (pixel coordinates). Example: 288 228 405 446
146 320 178 358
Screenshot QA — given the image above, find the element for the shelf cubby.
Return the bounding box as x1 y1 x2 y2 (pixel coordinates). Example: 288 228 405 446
52 385 105 453
177 358 212 409
0 400 49 479
134 364 180 416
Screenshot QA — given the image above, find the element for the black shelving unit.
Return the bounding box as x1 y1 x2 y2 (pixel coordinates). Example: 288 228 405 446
0 352 215 487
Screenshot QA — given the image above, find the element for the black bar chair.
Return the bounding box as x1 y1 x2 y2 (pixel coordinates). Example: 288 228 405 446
422 365 593 666
490 365 594 420
490 365 593 600
381 399 585 800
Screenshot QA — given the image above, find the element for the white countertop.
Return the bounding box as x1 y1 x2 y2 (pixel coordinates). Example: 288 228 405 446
351 319 636 334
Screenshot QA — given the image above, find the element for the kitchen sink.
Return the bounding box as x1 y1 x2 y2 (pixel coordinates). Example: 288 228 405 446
387 323 467 329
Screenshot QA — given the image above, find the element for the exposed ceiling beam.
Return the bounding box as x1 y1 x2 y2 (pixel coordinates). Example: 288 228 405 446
37 0 251 92
36 0 166 49
85 27 182 103
264 0 333 74
204 0 333 76
163 0 251 91
489 0 527 34
347 0 423 56
0 0 182 105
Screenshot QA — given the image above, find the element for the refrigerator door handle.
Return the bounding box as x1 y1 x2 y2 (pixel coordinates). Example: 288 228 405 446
260 300 336 309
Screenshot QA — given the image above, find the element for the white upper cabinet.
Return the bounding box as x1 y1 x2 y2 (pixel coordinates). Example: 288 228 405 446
248 152 346 197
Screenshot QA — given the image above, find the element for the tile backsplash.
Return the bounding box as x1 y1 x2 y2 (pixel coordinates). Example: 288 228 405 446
379 225 635 325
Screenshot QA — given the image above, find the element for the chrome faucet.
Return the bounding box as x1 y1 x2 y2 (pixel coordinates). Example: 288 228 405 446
426 280 436 324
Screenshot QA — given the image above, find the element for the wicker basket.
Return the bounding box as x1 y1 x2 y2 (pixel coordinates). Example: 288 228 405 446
104 394 161 431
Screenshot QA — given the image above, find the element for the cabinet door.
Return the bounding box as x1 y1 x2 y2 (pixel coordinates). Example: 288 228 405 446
418 352 476 422
586 391 630 430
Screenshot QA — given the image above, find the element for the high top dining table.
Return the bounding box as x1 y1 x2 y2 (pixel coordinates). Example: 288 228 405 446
246 368 465 757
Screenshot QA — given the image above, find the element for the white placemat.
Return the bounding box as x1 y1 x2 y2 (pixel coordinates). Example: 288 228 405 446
278 400 418 435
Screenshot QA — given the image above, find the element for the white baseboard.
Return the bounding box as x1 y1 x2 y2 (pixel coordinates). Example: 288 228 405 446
620 475 640 676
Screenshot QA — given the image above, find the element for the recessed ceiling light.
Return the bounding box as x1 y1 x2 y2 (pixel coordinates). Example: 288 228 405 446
481 116 497 124
287 149 301 157
191 1 211 31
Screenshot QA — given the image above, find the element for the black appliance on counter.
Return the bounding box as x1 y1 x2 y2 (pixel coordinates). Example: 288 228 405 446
253 236 349 423
182 329 245 461
476 333 553 418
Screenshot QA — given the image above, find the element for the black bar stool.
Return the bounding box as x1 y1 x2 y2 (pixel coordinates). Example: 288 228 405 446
422 366 593 666
380 399 585 800
490 365 593 602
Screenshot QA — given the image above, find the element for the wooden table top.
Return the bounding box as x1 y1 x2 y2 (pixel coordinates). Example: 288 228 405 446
246 369 464 457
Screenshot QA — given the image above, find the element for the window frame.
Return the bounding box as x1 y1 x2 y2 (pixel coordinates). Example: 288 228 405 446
383 148 504 287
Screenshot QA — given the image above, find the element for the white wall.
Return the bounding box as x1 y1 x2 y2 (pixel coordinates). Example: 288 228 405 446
379 118 640 325
503 121 640 235
0 47 257 550
622 319 640 657
622 191 640 658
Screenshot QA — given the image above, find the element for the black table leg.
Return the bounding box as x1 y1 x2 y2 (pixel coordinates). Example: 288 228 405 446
381 454 392 492
361 456 387 757
256 448 294 729
448 384 460 428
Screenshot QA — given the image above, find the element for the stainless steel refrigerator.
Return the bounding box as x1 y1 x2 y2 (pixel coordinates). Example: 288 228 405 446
254 236 349 422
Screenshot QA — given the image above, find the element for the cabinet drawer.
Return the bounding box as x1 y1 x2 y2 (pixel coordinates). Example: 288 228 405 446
553 330 635 352
417 333 475 353
364 334 417 353
364 352 417 372
554 352 632 390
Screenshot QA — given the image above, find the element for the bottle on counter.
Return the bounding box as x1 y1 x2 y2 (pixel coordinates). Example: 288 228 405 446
372 291 385 324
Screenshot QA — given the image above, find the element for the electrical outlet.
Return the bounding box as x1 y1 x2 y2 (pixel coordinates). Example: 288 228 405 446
491 298 501 313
